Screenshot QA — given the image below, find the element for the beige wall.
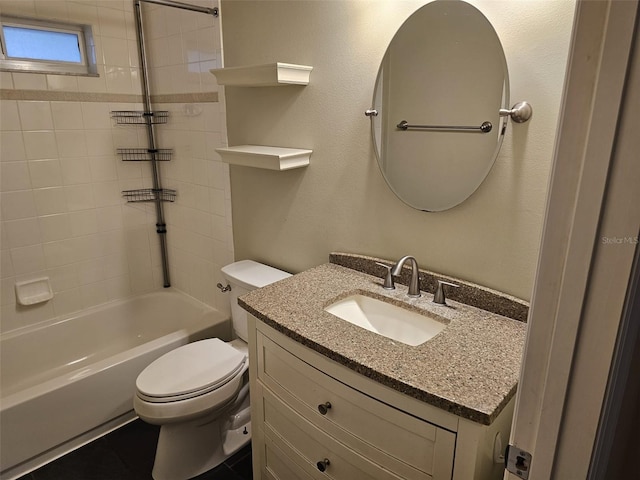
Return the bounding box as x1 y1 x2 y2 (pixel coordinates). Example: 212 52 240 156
0 0 232 333
221 0 575 300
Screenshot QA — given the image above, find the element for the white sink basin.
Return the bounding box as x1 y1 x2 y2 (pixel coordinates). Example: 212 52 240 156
324 294 446 346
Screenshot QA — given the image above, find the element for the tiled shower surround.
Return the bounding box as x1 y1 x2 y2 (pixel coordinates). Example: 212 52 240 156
0 0 233 334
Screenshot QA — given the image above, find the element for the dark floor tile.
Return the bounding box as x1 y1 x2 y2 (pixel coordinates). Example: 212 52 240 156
192 463 243 480
104 420 159 478
224 445 252 479
21 420 253 480
30 438 137 480
224 444 251 469
229 455 253 480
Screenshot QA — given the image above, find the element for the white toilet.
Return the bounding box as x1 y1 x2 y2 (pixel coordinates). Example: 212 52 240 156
133 260 291 480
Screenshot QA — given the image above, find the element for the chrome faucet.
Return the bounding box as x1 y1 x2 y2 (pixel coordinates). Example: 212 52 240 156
391 255 421 298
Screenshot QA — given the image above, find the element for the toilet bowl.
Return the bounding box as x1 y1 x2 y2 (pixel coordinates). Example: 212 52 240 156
133 260 291 480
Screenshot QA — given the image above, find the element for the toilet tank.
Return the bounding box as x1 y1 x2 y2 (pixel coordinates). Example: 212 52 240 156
221 260 291 341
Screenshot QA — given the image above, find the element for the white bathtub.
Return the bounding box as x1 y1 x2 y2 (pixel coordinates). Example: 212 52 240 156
0 290 230 480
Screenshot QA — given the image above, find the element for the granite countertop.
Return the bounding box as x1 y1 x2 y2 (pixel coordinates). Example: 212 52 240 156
239 260 527 425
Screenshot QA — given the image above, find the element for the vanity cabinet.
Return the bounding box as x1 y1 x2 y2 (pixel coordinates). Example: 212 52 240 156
248 317 514 480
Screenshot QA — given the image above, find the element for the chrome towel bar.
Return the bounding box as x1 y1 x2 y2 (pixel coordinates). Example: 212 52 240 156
396 120 493 133
370 101 532 134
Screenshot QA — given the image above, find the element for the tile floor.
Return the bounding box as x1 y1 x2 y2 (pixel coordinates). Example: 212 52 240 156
17 420 253 480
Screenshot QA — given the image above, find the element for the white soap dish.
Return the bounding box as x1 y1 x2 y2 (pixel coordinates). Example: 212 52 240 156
15 277 54 306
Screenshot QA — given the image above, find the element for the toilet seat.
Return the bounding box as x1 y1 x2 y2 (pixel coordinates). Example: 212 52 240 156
134 362 248 425
136 338 247 403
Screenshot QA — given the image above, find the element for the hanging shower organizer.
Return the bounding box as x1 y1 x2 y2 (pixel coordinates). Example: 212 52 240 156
113 0 219 288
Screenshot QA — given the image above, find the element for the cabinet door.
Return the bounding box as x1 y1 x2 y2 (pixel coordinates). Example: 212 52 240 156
257 332 456 480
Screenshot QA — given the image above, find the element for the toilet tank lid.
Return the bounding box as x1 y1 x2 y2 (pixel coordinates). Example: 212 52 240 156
221 260 291 290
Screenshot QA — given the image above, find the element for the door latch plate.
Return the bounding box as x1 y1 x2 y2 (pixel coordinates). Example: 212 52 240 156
505 444 532 479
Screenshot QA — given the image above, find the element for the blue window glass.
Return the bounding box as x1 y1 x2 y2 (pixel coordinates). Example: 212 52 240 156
3 25 81 63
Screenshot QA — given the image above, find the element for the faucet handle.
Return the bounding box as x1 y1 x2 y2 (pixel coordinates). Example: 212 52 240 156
375 262 395 290
433 280 459 305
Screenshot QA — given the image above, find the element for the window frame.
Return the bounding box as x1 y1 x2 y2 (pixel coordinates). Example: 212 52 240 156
0 15 98 76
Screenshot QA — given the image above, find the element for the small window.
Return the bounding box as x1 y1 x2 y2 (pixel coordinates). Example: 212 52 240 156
0 16 97 76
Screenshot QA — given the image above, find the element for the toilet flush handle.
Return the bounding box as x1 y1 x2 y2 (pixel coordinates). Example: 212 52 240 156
216 283 231 293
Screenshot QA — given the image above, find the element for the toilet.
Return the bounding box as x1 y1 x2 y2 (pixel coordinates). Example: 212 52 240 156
133 260 291 480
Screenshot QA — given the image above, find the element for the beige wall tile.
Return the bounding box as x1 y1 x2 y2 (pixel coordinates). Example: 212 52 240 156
1 190 38 220
1 249 15 279
1 162 32 191
11 244 46 274
38 213 72 243
69 209 98 237
33 187 68 215
0 131 26 162
51 288 84 317
12 73 47 90
46 75 79 92
51 102 85 130
34 0 68 20
18 101 53 131
0 72 14 89
28 160 64 189
88 155 118 182
97 5 127 39
0 0 37 17
4 218 41 248
23 131 58 160
56 131 88 158
81 102 112 129
0 101 21 131
64 184 95 211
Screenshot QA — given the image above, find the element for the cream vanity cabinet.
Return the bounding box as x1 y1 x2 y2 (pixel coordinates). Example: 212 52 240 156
248 317 514 480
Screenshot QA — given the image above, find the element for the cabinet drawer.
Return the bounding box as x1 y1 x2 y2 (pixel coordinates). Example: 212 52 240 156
262 440 314 480
257 332 456 480
260 383 407 480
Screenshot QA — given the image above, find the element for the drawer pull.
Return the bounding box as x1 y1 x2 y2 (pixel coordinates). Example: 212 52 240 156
316 458 331 472
317 402 332 415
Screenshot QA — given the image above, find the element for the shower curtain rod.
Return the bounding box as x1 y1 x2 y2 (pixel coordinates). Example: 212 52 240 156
138 0 218 16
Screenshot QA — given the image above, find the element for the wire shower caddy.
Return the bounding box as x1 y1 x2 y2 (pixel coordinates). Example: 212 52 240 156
111 110 169 125
116 148 173 162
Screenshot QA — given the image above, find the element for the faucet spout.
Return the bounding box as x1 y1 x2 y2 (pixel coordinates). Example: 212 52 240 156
391 255 421 298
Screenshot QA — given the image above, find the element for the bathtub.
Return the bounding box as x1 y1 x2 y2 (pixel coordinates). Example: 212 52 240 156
0 290 230 480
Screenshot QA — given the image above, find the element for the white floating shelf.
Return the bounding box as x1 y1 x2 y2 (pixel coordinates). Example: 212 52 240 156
216 145 311 170
210 62 313 87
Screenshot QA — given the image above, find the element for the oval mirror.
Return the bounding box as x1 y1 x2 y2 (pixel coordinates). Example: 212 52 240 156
371 0 509 211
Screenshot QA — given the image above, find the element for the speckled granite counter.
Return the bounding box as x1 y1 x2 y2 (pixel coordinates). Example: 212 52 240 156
239 261 527 425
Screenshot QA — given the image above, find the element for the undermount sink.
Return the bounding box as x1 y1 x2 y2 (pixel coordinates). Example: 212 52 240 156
324 294 446 346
